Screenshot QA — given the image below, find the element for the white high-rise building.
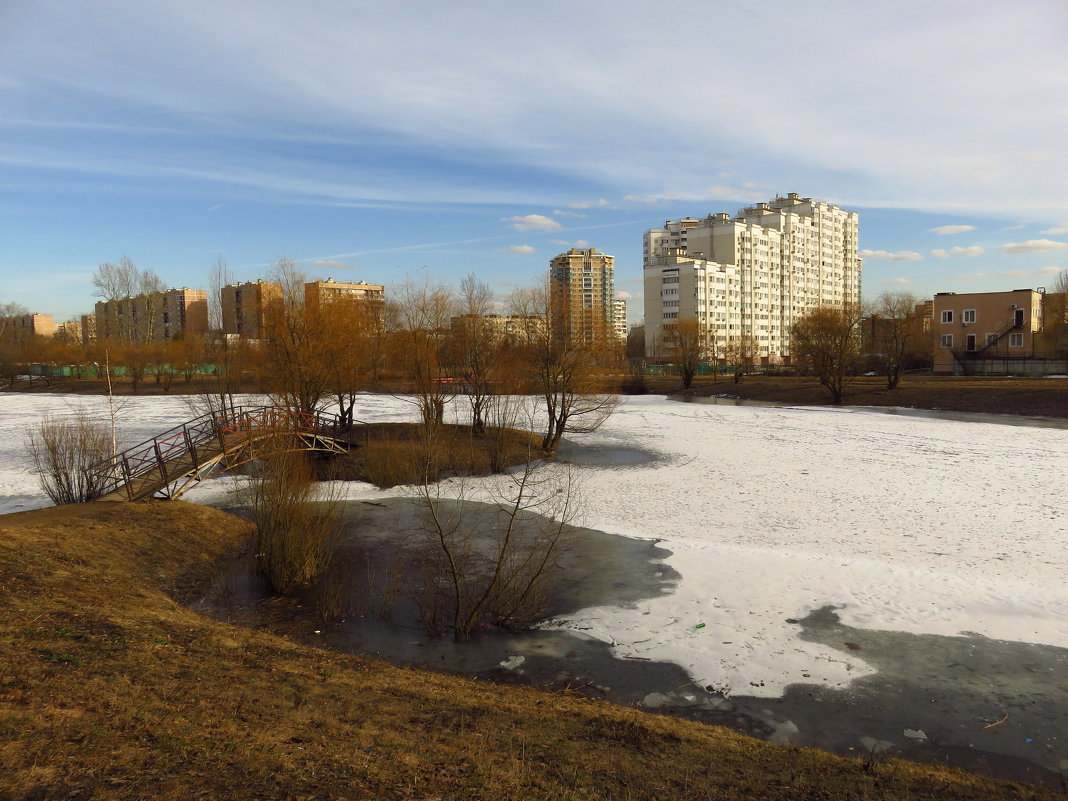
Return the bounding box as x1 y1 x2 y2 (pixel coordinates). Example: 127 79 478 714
612 298 628 340
644 193 861 362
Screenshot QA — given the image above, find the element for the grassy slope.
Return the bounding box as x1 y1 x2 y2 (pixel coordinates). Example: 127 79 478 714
0 502 1058 801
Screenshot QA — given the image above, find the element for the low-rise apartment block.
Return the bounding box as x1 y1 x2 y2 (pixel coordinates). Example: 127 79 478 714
305 278 385 307
0 313 55 342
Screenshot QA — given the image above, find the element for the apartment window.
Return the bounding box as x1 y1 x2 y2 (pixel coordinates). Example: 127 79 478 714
962 309 976 324
966 334 976 351
1009 333 1024 347
940 334 953 348
940 310 953 324
985 333 998 346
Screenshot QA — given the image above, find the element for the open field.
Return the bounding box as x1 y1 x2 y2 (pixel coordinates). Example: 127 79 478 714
0 500 1058 800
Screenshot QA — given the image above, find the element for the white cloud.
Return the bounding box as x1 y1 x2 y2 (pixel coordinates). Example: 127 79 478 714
948 265 1065 281
928 225 976 235
568 199 609 209
930 246 984 258
550 239 590 248
314 259 356 269
860 249 924 262
504 244 535 255
998 239 1068 255
880 277 911 285
552 209 586 218
615 290 633 300
502 214 562 232
1039 223 1068 235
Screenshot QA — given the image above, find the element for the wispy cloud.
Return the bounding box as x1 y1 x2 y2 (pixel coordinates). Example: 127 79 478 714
314 259 356 269
998 239 1068 255
948 265 1065 281
502 214 562 232
880 277 912 285
552 209 586 218
1039 223 1068 235
503 245 535 255
550 239 590 248
928 225 976 235
930 246 983 258
568 199 609 209
860 249 924 262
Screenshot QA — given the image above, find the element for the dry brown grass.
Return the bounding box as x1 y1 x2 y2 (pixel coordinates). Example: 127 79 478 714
317 422 545 488
0 501 1059 800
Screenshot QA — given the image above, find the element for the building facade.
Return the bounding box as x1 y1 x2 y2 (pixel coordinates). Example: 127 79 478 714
611 298 628 340
0 313 55 342
221 280 283 339
95 288 209 342
548 248 615 341
643 193 861 362
304 278 385 307
932 289 1053 374
449 313 546 343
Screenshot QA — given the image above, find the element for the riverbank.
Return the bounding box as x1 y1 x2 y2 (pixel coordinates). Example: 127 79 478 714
651 375 1068 419
0 500 1055 800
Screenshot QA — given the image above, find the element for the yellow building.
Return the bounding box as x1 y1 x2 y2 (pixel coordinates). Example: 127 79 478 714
304 278 385 307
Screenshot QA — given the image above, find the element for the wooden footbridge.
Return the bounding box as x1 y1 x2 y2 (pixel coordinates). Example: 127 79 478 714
87 405 355 502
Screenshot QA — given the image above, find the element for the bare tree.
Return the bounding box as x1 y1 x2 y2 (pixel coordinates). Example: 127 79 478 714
26 412 113 504
91 256 166 342
511 284 618 452
0 302 30 341
447 274 498 433
867 292 929 389
208 255 234 332
790 304 866 403
665 317 705 389
395 279 457 426
410 425 579 641
724 332 758 384
261 259 332 416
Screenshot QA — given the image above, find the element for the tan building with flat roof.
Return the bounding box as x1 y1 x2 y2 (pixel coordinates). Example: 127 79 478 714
0 313 55 342
221 280 283 339
305 278 385 308
95 288 208 342
932 289 1046 374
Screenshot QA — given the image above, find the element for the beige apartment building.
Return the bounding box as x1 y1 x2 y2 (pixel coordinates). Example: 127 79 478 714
549 248 615 341
305 278 385 307
931 289 1065 374
0 313 55 342
80 314 97 343
449 313 546 343
95 288 208 343
221 280 283 339
644 193 861 362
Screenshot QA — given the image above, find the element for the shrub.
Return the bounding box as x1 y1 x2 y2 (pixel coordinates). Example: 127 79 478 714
25 413 113 505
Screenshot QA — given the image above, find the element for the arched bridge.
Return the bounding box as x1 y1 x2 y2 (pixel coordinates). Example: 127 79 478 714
87 405 356 502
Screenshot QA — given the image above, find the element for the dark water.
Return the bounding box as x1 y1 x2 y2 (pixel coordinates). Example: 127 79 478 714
675 394 1068 430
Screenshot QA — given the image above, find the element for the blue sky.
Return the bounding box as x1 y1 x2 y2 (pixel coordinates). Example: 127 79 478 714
2 0 1068 324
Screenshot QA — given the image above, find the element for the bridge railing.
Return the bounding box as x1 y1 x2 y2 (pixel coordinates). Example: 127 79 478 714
85 405 346 501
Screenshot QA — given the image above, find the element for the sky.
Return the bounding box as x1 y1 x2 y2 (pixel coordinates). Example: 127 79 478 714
2 0 1068 324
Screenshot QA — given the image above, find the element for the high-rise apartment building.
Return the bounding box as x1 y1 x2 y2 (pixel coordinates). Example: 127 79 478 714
221 280 283 339
95 288 208 342
644 193 861 362
612 298 628 340
548 248 615 341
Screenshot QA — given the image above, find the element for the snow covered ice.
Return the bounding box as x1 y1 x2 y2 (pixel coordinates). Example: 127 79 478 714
2 392 1066 699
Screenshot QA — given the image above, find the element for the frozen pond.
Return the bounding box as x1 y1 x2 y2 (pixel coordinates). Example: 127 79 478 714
2 392 1067 785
